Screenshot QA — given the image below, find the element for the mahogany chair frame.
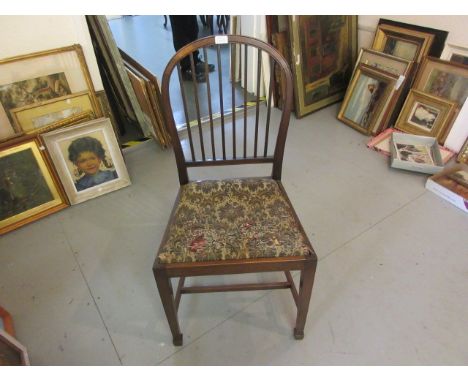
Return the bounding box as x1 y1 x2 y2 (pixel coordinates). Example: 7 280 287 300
153 35 317 346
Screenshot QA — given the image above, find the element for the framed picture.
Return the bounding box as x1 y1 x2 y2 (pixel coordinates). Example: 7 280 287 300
441 43 468 65
457 137 468 164
288 15 358 118
10 91 96 134
412 56 468 105
338 64 398 135
355 48 414 133
41 118 131 205
356 48 413 77
120 48 171 147
372 19 447 63
395 89 457 144
0 44 101 141
0 136 68 235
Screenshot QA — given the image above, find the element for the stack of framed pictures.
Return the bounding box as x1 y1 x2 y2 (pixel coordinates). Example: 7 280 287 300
0 45 132 236
338 49 414 135
337 63 399 135
395 57 468 144
120 49 171 147
0 44 101 141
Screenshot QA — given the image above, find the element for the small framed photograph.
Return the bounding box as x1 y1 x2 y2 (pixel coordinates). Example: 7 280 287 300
395 89 457 144
10 91 96 134
457 137 468 164
413 56 468 105
394 142 434 165
41 118 131 205
338 64 398 135
0 136 68 235
441 43 468 65
390 132 444 174
0 44 101 141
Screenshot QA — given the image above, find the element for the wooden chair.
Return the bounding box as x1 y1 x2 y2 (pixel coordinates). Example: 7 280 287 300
153 35 317 346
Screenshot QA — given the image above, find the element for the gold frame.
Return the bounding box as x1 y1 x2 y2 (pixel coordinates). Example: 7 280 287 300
395 89 457 144
355 48 414 134
0 136 68 235
372 24 434 63
337 64 398 135
412 56 468 105
11 91 96 134
457 137 468 164
289 15 358 118
0 44 102 139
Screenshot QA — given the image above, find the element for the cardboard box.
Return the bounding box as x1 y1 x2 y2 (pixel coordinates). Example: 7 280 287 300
390 132 444 174
425 164 468 213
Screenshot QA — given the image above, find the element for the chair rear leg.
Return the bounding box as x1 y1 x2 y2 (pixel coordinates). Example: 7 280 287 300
154 269 183 346
294 259 317 339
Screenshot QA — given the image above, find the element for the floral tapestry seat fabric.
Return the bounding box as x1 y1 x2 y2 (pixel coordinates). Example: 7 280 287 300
158 178 312 264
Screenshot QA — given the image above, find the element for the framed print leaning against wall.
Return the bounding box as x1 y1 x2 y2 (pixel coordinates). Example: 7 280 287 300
395 89 457 144
338 64 398 135
0 136 68 235
41 118 131 205
372 18 447 63
0 44 101 141
289 15 358 118
355 48 414 133
412 56 468 105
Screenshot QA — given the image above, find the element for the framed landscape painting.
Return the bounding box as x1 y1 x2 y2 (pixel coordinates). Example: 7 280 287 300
289 15 358 118
41 118 131 205
0 136 68 235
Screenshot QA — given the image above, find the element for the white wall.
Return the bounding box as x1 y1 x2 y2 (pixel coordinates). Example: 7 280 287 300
358 16 468 151
0 16 103 91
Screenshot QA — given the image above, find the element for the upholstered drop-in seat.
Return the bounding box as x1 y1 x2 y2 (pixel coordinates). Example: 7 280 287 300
158 178 312 264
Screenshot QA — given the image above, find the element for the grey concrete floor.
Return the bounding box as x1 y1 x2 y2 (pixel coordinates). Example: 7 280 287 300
0 104 467 365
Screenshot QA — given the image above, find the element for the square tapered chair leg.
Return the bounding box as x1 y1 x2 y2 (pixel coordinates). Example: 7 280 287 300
154 269 183 346
294 259 317 340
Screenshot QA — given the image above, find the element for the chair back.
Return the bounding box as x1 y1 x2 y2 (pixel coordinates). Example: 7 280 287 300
161 35 293 184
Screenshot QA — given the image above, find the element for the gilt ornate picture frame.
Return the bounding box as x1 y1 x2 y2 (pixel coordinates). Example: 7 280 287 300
289 15 358 118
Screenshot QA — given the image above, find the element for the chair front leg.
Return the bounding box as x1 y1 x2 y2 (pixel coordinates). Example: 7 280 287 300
154 268 183 346
294 259 317 339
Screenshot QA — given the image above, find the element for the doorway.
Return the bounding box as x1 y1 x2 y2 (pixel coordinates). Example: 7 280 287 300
107 15 257 131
